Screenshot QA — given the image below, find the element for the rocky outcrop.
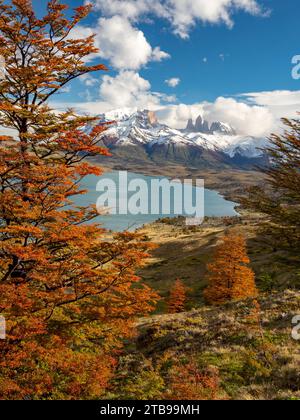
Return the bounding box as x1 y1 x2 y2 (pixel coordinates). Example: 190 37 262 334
186 115 236 135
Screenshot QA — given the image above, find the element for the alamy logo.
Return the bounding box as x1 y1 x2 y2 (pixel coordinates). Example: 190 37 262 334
291 55 300 80
96 171 204 226
0 55 5 80
0 316 6 340
292 315 300 341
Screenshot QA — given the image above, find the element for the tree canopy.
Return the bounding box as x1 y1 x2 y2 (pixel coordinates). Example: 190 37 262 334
0 0 158 399
242 117 300 253
204 233 258 305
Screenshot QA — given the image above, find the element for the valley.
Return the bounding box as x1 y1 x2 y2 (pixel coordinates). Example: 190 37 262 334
137 212 300 311
109 212 300 401
90 111 300 401
1 0 299 402
89 109 268 202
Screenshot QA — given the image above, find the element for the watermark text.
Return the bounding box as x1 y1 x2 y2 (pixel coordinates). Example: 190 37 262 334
292 315 300 340
0 316 6 340
96 171 204 226
292 55 300 80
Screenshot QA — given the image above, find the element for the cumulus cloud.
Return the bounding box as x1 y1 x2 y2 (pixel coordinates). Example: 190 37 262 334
154 99 274 137
151 47 171 62
165 77 181 88
156 103 204 128
53 71 177 115
70 16 170 71
79 74 99 87
160 92 300 136
87 0 168 21
232 90 300 135
202 97 275 137
239 90 300 120
88 0 158 21
164 0 266 38
153 96 276 136
56 87 300 137
95 16 152 70
90 0 267 39
99 70 160 108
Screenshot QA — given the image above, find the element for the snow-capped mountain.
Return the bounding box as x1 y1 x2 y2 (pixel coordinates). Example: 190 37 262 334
100 110 192 147
185 131 268 159
185 116 237 136
98 110 269 169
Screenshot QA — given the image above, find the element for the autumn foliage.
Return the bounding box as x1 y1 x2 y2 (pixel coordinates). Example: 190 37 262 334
167 279 187 313
165 360 223 400
203 233 258 305
0 0 158 399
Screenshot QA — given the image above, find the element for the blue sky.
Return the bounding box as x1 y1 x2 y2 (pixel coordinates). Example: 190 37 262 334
31 0 300 136
136 0 300 101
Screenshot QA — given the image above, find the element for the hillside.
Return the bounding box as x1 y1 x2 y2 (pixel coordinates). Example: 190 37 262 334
103 112 300 401
110 212 300 400
102 214 300 401
111 290 299 400
137 213 300 310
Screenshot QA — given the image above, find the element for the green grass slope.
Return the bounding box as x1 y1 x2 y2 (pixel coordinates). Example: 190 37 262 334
110 291 300 400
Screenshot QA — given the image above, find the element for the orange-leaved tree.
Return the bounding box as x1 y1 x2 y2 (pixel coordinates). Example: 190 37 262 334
203 232 258 305
165 360 224 400
167 279 187 313
0 0 158 400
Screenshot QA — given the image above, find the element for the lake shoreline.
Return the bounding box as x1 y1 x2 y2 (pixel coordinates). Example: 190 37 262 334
77 169 239 232
88 157 264 204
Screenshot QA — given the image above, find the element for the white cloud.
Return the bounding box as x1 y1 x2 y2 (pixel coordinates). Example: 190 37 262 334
165 0 266 39
89 0 158 21
154 95 277 136
156 103 204 128
95 16 152 70
154 92 177 103
151 47 171 62
55 89 299 137
165 77 181 88
242 90 300 107
88 0 167 21
202 96 275 136
90 0 267 39
238 90 300 129
53 71 176 115
79 74 99 87
159 92 300 135
99 70 161 109
71 15 170 71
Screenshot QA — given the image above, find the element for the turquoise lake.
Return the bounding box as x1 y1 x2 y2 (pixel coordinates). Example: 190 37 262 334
74 171 239 232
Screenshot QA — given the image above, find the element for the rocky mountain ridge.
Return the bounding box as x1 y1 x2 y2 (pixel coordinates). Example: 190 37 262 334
96 110 269 169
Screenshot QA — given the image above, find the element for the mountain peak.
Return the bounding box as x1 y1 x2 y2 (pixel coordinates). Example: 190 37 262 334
147 110 158 126
186 118 195 131
210 121 236 135
99 108 267 165
185 114 236 135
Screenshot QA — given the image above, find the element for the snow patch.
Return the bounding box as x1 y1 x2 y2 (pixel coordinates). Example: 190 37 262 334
100 109 268 158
